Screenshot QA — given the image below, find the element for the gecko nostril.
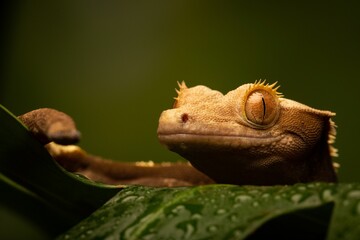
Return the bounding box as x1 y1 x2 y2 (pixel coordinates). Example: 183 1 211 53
181 113 189 123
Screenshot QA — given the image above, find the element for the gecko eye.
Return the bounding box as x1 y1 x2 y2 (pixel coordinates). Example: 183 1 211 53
245 90 279 126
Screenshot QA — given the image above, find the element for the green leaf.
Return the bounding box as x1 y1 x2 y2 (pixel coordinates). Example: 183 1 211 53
327 184 360 240
58 183 360 240
0 104 121 237
0 173 75 239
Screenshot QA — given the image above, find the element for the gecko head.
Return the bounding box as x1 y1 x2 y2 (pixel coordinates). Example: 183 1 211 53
157 81 337 185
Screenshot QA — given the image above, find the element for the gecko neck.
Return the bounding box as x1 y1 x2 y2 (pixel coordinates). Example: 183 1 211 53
305 125 337 183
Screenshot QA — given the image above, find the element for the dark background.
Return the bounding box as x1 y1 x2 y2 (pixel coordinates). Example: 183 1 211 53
1 1 359 182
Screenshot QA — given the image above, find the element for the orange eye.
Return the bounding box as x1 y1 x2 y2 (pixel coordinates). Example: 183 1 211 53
245 90 279 126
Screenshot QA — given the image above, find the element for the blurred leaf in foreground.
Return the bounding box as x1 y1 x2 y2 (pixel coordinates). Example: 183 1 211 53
0 104 121 237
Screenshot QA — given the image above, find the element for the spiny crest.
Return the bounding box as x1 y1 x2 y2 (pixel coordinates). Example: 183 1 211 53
328 119 339 170
173 81 188 108
329 119 338 156
248 79 283 98
173 81 188 103
177 80 187 90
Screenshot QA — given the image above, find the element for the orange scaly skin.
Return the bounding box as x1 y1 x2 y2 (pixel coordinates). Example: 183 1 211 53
157 81 338 185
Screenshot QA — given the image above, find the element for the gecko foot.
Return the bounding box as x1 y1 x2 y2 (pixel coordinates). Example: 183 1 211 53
18 108 81 145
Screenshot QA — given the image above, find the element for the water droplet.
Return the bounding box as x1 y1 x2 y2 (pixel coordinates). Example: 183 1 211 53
307 183 315 188
216 209 226 215
121 195 138 203
249 189 260 195
208 225 218 232
230 214 238 222
302 195 319 204
136 196 145 201
233 229 242 238
191 213 202 220
252 201 259 207
172 205 186 214
322 189 333 201
142 233 156 240
261 193 270 198
347 190 360 199
355 201 360 215
184 223 195 239
291 194 302 203
235 195 252 202
63 234 70 239
274 195 282 200
124 190 134 195
297 186 307 191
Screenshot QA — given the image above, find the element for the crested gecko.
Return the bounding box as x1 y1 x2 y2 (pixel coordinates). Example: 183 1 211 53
18 81 338 186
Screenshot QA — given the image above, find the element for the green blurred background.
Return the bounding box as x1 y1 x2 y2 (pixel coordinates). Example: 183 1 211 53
1 1 359 182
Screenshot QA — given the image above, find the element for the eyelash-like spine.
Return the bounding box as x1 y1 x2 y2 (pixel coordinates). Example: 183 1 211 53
247 79 283 98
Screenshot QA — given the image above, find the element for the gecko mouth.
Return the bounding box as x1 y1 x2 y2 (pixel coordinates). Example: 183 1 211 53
158 132 284 151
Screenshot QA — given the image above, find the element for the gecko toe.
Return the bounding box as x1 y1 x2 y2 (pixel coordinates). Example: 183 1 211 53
47 120 81 145
48 129 81 145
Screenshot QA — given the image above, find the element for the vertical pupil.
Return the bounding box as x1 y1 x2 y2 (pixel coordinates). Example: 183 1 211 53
261 97 266 122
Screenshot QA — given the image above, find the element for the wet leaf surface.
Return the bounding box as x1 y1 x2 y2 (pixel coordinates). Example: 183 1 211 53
58 183 360 240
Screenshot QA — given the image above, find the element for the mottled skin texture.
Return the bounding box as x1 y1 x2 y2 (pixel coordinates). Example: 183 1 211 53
18 81 337 186
158 81 338 185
